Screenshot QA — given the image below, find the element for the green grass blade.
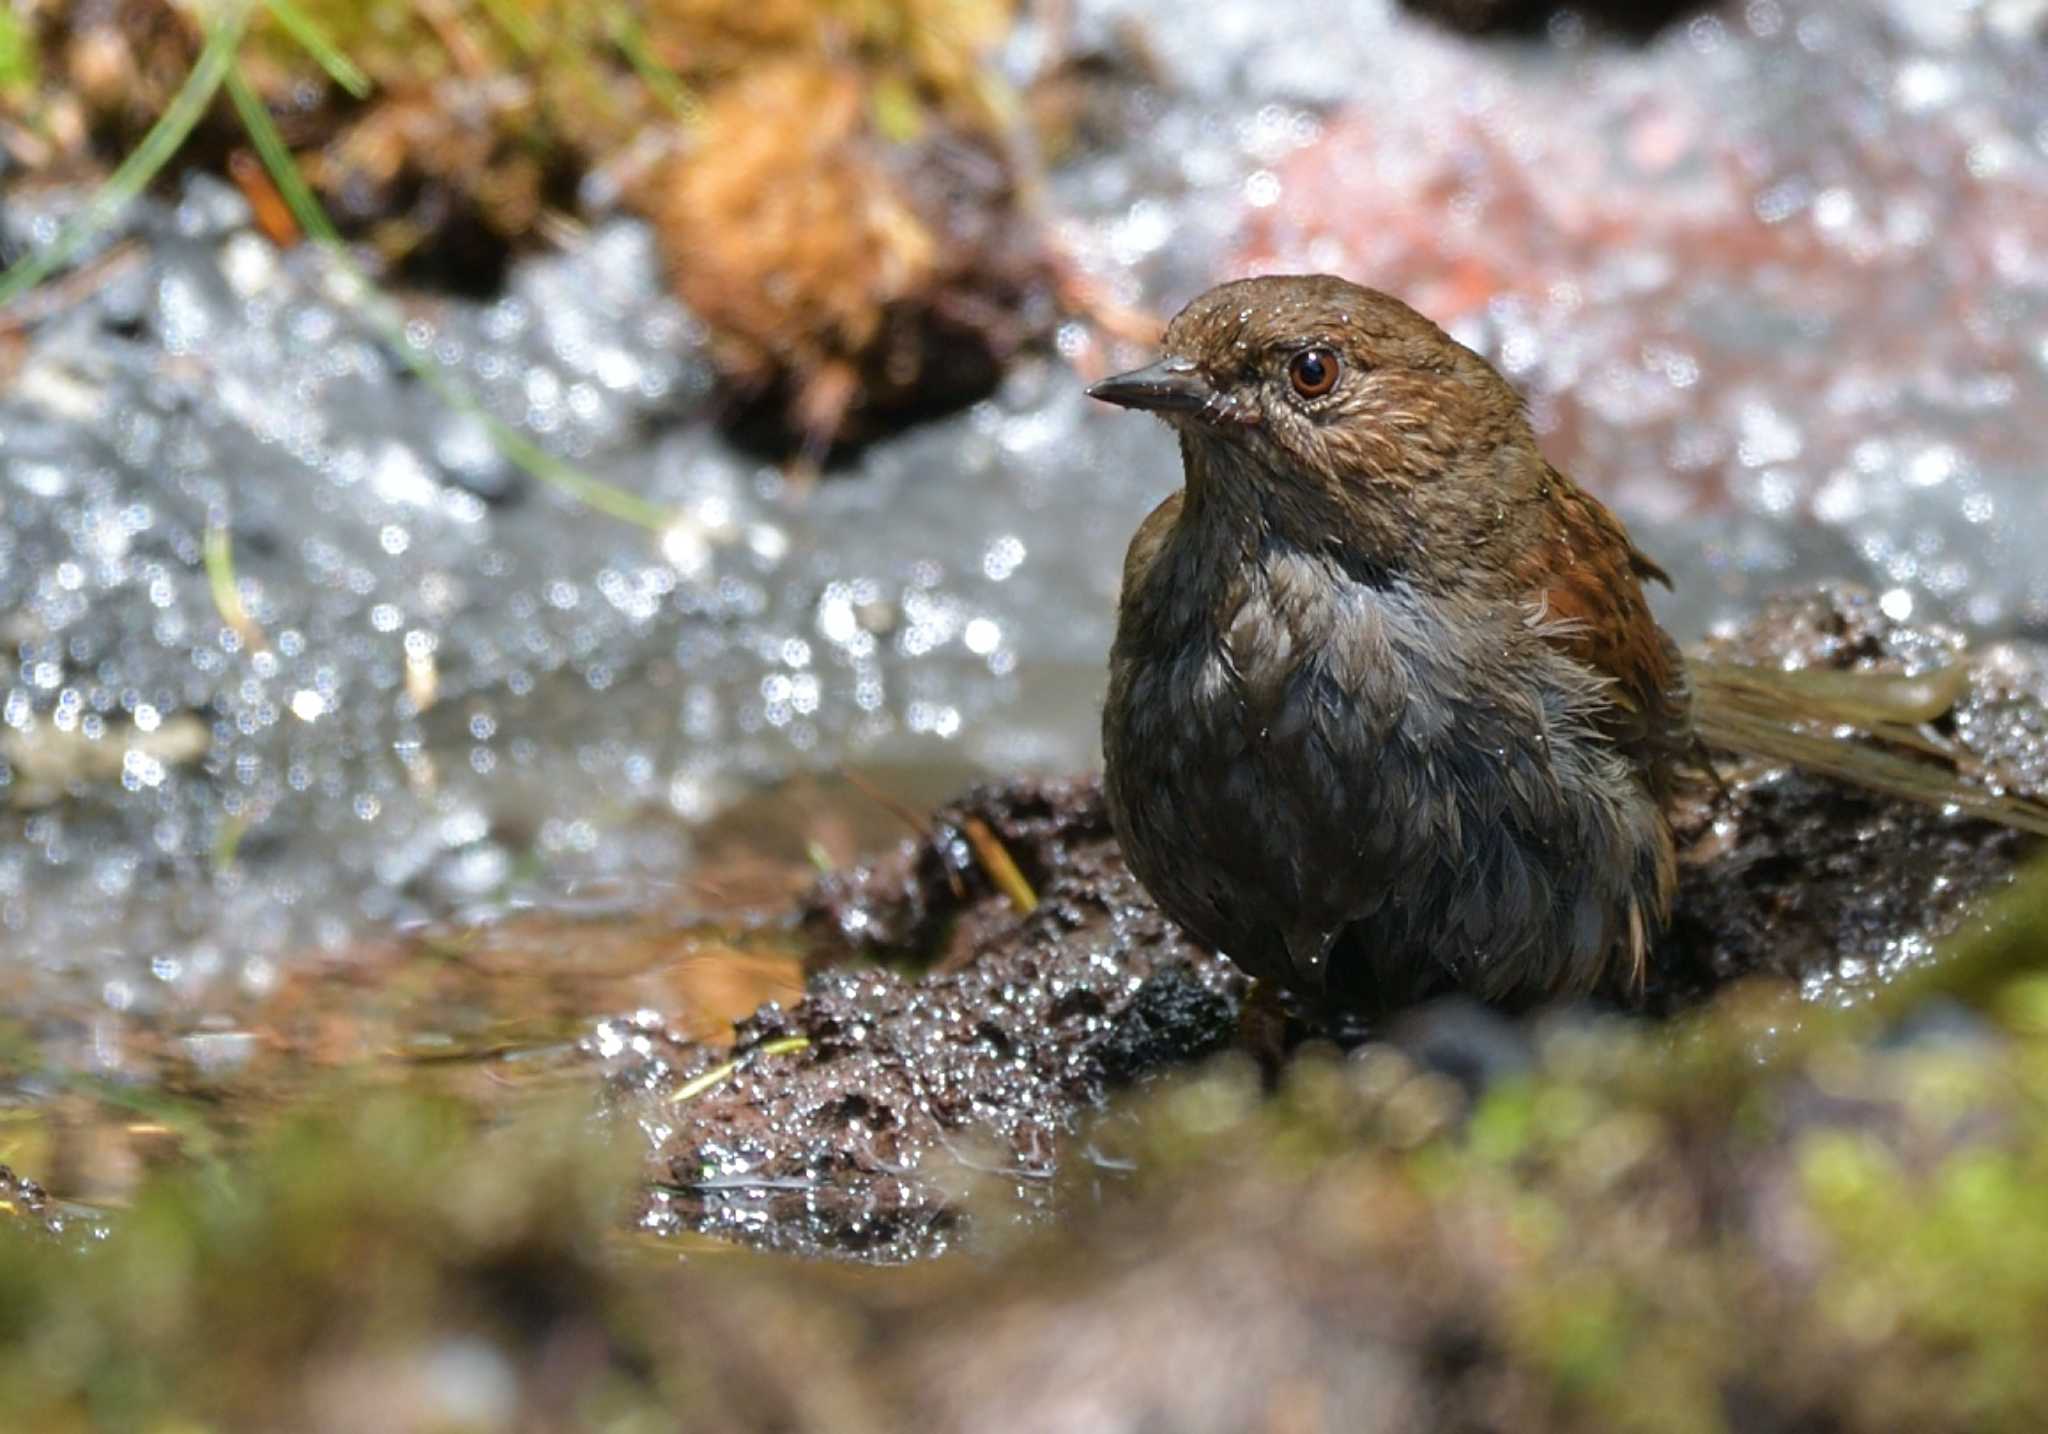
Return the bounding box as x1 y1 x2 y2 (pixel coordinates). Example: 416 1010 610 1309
226 62 673 532
474 0 542 55
0 8 38 99
263 0 373 98
224 62 340 244
607 5 699 124
0 0 256 311
412 381 679 531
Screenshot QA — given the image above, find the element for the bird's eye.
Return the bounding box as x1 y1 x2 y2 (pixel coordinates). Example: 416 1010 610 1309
1287 347 1340 398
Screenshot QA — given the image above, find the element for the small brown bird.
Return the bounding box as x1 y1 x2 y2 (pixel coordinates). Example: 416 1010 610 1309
1093 274 2047 1023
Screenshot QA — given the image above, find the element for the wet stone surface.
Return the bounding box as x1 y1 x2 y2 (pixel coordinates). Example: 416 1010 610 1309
0 1163 79 1243
1659 586 2047 1007
607 586 2045 1259
600 778 1246 1260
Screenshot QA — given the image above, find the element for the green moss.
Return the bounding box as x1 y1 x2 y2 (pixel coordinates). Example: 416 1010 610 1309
0 1088 650 1428
1799 1109 2048 1427
0 8 36 99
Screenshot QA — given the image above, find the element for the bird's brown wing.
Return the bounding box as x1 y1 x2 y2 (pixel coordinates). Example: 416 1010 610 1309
1521 479 2048 840
1514 470 1693 796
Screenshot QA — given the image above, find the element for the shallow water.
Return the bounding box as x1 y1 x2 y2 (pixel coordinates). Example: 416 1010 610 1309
1 0 2044 1054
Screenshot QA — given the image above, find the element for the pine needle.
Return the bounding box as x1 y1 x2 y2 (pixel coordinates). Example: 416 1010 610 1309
668 1035 811 1105
203 522 269 652
263 0 372 98
963 816 1038 913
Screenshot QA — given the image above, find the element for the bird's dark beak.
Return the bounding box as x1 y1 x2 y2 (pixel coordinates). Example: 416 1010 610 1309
1086 357 1214 415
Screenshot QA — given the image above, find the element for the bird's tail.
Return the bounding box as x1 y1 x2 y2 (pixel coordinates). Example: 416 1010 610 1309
1690 659 2048 837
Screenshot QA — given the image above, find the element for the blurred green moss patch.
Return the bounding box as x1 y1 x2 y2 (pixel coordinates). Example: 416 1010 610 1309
7 875 2048 1427
0 8 36 98
0 1088 661 1430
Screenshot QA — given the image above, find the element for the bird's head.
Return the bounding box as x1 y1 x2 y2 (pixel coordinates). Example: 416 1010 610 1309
1090 275 1533 523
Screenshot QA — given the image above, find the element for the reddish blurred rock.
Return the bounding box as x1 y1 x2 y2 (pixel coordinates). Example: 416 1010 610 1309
1226 4 2048 576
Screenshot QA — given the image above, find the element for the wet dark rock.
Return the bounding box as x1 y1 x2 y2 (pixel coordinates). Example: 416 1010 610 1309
622 777 1245 1257
0 1164 69 1241
0 1165 48 1216
799 776 1122 969
634 585 2043 1257
1094 965 1242 1086
1655 587 2044 1009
